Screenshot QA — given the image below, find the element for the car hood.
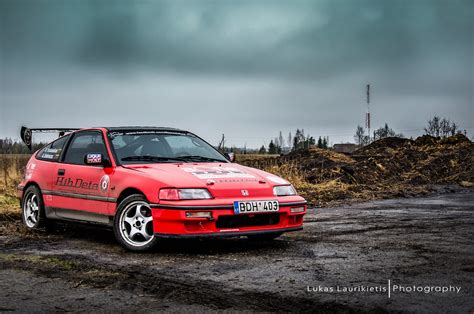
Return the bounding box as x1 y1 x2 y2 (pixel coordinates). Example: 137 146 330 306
122 162 290 198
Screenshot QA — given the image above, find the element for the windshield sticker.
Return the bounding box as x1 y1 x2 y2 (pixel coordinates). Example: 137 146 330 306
182 166 256 179
109 131 185 138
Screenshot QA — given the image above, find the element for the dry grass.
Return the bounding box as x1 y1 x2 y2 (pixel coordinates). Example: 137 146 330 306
263 162 307 186
235 154 280 161
257 162 367 205
0 154 29 197
0 155 26 220
0 194 21 219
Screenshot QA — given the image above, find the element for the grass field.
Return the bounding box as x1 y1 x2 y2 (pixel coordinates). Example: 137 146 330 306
0 155 26 219
0 154 29 197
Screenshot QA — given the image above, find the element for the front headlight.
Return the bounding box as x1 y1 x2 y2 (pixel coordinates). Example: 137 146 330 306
159 188 213 200
273 185 297 196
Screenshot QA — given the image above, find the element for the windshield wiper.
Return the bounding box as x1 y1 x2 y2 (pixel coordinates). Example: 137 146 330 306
177 155 226 163
121 155 187 162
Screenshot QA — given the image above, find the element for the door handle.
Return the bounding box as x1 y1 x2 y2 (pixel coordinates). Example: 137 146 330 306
58 169 65 176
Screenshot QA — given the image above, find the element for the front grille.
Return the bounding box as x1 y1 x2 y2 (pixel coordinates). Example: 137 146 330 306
216 213 280 229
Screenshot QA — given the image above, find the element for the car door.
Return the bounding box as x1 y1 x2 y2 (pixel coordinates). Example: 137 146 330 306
34 134 71 209
51 130 112 220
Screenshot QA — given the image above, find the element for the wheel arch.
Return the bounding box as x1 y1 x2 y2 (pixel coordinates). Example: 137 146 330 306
21 181 42 208
116 187 148 206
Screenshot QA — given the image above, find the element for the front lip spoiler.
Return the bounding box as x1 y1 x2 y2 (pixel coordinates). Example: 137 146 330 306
154 226 303 239
150 201 307 210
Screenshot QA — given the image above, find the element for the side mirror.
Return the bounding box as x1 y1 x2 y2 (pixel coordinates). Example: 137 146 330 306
84 153 111 167
225 152 235 162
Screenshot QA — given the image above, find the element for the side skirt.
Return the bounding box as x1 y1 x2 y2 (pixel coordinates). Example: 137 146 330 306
45 207 113 226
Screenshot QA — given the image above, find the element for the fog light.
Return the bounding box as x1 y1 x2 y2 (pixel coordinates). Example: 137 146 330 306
185 211 213 219
290 206 305 213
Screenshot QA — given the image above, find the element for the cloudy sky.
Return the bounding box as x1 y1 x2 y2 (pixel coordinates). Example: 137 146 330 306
0 0 472 147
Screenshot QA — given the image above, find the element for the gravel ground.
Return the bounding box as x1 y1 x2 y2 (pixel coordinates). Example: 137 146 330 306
0 190 473 312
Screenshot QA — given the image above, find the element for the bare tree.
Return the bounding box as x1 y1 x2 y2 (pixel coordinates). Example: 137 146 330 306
451 123 458 136
440 119 451 137
373 123 403 140
425 116 458 137
354 125 369 146
425 116 441 137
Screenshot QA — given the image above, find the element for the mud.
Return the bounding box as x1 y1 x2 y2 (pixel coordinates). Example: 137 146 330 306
1 190 473 312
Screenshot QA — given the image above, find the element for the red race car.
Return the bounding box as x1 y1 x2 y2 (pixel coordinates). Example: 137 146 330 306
18 127 307 251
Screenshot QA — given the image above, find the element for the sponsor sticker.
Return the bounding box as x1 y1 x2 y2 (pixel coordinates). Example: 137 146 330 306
100 175 110 193
24 129 32 146
182 166 256 179
25 162 36 180
41 148 62 160
87 153 102 164
55 177 99 191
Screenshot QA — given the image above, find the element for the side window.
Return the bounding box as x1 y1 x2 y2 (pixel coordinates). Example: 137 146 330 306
36 135 70 162
63 132 107 165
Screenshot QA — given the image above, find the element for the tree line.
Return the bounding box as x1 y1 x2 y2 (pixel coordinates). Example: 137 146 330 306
0 138 45 154
259 129 330 154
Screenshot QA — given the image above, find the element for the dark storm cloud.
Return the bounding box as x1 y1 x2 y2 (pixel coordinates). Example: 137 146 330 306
0 0 472 146
2 0 471 76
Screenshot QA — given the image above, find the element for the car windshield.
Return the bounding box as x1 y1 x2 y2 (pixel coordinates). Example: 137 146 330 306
108 131 228 164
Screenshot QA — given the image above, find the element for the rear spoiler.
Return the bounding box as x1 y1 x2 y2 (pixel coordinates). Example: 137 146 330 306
20 126 80 151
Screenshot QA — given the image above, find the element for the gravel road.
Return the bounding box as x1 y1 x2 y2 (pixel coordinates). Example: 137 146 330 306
1 190 473 312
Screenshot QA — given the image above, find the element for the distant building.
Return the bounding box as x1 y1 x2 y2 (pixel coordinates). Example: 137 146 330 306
333 143 359 154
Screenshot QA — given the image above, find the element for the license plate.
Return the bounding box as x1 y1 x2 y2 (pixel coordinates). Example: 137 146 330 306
233 200 279 214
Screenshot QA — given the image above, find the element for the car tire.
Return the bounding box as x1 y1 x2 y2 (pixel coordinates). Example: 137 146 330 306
113 194 159 252
21 185 49 230
247 232 283 241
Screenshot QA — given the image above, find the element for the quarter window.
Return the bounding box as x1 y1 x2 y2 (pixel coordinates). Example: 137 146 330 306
36 135 70 162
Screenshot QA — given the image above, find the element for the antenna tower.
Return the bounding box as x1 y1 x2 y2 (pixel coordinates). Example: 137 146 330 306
365 84 371 141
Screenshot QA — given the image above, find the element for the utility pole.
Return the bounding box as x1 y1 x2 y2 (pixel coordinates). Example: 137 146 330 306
365 84 371 142
218 134 225 152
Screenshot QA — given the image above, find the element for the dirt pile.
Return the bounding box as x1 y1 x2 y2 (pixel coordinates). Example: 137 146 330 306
350 134 473 186
241 134 474 205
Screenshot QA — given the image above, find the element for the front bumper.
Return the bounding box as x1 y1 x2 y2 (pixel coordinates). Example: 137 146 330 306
155 226 303 238
150 201 307 237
